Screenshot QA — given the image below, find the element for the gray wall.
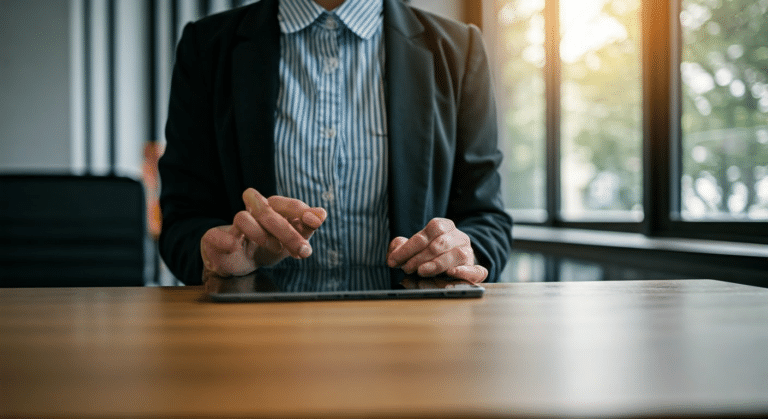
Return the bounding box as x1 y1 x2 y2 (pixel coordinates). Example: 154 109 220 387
0 0 71 172
410 0 462 22
0 0 461 173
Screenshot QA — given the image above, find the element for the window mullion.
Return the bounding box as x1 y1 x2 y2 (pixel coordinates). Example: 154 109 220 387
544 0 561 226
642 0 673 236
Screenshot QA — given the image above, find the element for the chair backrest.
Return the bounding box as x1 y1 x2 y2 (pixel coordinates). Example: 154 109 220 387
0 174 145 287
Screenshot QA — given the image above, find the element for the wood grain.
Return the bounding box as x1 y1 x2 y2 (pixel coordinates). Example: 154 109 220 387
2 280 768 418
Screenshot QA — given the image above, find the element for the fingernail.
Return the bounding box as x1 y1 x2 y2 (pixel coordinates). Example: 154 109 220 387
243 189 266 212
311 207 327 220
298 244 312 258
303 212 322 227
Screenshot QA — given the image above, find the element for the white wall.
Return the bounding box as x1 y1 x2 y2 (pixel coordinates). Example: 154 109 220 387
0 0 71 172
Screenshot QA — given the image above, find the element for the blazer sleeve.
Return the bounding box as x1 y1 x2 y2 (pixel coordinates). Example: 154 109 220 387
448 24 513 282
158 23 231 285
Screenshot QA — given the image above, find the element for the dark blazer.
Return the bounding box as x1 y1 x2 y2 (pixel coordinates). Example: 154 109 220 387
159 0 513 285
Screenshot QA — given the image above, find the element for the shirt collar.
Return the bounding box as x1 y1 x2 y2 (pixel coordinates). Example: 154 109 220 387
278 0 383 40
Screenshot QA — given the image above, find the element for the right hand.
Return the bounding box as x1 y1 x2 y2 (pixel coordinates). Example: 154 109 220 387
200 188 327 277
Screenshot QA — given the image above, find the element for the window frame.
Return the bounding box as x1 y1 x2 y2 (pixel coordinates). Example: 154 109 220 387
484 0 768 245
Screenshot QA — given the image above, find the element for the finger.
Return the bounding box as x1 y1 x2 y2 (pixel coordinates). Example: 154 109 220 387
233 210 282 254
422 218 456 240
414 249 468 276
301 208 327 230
387 218 455 267
200 226 244 275
387 232 429 268
267 195 308 216
446 265 488 284
401 232 460 274
414 245 472 276
242 189 311 259
269 196 328 229
387 236 408 260
290 217 316 238
201 225 241 254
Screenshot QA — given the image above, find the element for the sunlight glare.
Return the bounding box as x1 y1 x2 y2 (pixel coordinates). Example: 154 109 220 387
560 0 629 63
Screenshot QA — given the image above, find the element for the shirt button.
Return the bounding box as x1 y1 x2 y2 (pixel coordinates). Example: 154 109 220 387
321 190 335 202
325 16 337 30
328 250 340 267
325 127 336 138
324 57 339 73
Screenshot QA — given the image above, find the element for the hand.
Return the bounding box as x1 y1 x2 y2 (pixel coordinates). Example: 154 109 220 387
200 188 327 277
386 218 488 283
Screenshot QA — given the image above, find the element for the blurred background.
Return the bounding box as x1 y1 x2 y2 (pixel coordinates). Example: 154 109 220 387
1 0 766 286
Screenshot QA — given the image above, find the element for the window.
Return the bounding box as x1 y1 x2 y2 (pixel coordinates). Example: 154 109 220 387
679 0 768 220
559 0 642 221
494 1 547 220
487 0 768 243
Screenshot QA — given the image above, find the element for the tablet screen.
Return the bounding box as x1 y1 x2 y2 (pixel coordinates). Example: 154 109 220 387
205 267 484 302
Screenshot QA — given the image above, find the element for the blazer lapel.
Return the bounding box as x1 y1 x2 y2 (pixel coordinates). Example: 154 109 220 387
383 0 435 238
232 0 280 197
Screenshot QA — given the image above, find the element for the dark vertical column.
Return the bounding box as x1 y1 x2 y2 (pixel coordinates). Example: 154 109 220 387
668 0 682 220
199 0 211 16
544 0 561 225
83 0 92 175
107 0 116 175
642 0 674 235
148 0 157 144
544 255 560 282
171 0 179 50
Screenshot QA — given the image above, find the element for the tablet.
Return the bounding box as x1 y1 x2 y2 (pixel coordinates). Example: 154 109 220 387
205 267 484 302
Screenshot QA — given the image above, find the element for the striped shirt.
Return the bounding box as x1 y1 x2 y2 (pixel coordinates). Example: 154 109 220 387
274 0 389 269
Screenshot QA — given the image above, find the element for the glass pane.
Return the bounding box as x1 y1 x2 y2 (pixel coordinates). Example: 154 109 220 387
559 0 643 221
559 259 603 281
679 0 768 220
495 0 547 220
499 251 547 282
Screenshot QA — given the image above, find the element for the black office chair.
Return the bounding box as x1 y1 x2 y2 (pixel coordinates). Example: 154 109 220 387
0 174 145 287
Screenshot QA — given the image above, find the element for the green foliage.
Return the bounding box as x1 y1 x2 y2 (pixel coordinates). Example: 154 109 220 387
680 0 768 218
496 3 546 211
561 0 642 213
497 0 642 215
497 0 768 219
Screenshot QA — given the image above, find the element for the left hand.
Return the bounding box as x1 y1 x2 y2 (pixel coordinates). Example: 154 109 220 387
386 218 488 283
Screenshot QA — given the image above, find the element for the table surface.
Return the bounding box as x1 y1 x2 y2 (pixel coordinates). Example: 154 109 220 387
2 279 768 418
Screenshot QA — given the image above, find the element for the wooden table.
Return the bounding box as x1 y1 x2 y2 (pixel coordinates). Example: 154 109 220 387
2 280 768 418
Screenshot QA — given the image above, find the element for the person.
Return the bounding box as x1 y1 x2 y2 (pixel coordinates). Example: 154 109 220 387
159 0 513 285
